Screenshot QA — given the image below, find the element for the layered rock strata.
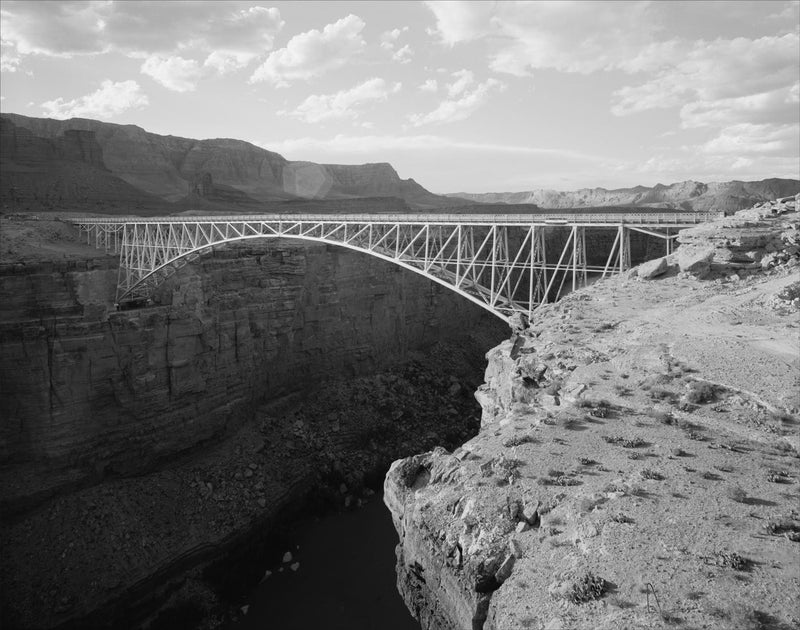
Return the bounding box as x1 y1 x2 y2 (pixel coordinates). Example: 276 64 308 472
385 198 800 629
0 217 511 628
0 222 504 510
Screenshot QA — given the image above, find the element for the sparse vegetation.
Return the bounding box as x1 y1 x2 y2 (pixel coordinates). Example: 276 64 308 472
614 384 633 396
641 468 665 480
685 380 719 404
502 434 538 448
648 386 678 402
568 572 606 604
726 485 748 503
602 434 646 447
650 410 675 425
714 551 750 571
767 470 793 484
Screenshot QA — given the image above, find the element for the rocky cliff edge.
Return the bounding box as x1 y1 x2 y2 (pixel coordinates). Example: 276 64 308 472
385 196 800 630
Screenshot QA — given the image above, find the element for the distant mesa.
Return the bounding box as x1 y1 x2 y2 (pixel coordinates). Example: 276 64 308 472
447 177 800 214
0 113 460 214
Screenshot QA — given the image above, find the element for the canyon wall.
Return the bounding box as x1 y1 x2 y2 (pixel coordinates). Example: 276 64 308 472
0 235 505 512
1 114 456 211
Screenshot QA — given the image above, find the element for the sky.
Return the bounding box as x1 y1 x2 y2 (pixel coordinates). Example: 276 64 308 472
1 1 798 193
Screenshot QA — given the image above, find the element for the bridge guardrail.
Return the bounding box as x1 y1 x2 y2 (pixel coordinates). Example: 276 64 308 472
68 211 722 226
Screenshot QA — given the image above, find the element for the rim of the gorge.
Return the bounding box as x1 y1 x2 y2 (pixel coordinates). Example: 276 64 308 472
385 196 800 630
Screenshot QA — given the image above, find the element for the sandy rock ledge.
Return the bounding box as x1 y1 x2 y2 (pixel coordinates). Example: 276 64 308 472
385 199 800 630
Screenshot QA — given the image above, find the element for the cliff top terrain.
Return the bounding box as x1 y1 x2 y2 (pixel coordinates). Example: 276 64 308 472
386 197 800 630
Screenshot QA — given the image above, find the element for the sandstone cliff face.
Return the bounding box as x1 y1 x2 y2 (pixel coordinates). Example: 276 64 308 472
0 117 169 210
448 178 800 213
0 236 502 510
0 113 458 210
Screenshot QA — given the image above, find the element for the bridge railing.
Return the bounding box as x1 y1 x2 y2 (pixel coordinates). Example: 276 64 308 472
68 211 722 226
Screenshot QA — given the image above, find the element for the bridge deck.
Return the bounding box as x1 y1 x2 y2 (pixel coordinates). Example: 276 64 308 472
70 211 719 227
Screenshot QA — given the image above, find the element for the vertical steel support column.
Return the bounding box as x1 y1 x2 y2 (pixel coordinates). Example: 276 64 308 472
620 225 631 271
490 225 497 305
534 226 546 306
665 228 672 256
571 226 579 292
573 226 587 291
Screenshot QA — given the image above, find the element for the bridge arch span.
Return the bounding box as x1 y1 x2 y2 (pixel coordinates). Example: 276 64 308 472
72 212 716 321
123 232 509 321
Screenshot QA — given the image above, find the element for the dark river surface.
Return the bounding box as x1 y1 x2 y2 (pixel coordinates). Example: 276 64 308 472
228 496 421 630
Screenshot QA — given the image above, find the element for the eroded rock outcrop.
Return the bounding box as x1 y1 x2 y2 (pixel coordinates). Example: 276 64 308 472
385 200 800 629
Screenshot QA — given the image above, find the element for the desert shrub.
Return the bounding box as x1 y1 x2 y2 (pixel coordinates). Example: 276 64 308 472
503 434 538 448
685 381 718 404
766 470 793 484
714 551 750 571
725 485 748 503
641 468 665 480
569 572 606 603
649 410 675 425
554 475 581 487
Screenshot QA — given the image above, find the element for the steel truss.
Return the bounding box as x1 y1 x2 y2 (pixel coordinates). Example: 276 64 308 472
71 212 716 322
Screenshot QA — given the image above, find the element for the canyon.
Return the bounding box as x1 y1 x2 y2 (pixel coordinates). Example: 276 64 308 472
0 216 507 628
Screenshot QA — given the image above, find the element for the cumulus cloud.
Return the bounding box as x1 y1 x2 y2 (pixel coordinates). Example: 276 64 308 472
419 79 438 92
380 26 413 63
612 34 800 119
250 14 366 86
140 55 203 92
0 2 283 75
391 44 413 64
424 1 657 74
41 80 149 119
409 70 504 126
700 123 799 156
424 2 799 169
283 78 401 123
1 40 21 72
380 27 408 48
423 1 495 45
446 69 474 97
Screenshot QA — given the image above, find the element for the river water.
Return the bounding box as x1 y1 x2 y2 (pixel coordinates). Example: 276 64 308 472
228 496 420 630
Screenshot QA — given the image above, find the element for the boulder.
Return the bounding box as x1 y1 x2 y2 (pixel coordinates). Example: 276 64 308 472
637 256 669 280
677 245 715 277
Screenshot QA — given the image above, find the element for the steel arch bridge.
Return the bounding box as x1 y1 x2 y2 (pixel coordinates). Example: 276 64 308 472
71 212 718 322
